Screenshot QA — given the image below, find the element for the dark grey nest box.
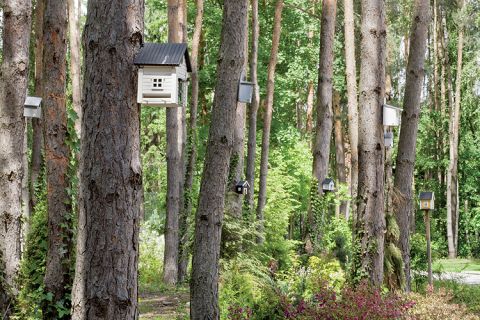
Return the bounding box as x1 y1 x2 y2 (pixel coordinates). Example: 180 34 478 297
322 178 335 192
134 43 192 107
24 96 42 118
235 180 250 195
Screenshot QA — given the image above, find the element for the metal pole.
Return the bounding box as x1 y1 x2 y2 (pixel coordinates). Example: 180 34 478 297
425 209 433 286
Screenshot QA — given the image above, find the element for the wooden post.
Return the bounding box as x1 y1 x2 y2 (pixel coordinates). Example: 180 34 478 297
425 209 433 286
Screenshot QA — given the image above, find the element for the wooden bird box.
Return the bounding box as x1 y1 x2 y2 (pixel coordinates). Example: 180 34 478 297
235 180 250 195
322 178 335 192
134 43 192 107
24 96 42 118
383 104 402 126
419 192 435 210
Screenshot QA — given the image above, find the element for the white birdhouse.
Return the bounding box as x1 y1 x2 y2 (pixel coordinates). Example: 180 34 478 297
235 180 250 195
383 104 402 126
24 96 42 118
322 178 335 192
134 43 191 107
384 131 394 148
419 192 435 210
238 71 254 103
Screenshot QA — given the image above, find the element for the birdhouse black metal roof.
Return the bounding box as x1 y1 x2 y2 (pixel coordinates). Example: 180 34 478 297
419 192 434 200
237 180 250 187
322 178 334 185
134 43 192 72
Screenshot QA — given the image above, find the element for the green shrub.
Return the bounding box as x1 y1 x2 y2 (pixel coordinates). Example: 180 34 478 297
139 223 165 293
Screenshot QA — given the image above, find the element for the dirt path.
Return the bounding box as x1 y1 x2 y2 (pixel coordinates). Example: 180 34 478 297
139 291 190 319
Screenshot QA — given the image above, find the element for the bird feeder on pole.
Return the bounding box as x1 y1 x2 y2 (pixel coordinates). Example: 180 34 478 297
419 191 435 286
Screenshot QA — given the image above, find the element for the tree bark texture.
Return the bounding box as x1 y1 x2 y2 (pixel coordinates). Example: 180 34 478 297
245 0 260 212
42 1 74 317
333 90 347 217
393 0 430 292
67 0 82 138
305 80 314 134
30 0 44 211
0 0 31 314
344 0 358 221
226 27 248 219
71 0 144 318
354 0 387 287
179 0 204 284
447 0 464 258
190 0 248 317
312 0 337 192
163 0 187 286
256 0 284 244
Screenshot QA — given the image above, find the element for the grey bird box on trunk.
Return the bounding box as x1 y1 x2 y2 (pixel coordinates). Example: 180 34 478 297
322 178 335 192
383 104 402 126
134 43 192 107
24 96 42 118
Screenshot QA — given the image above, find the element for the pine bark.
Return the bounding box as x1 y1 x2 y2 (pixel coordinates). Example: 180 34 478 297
190 0 248 317
344 0 358 221
256 0 284 244
71 0 144 318
354 0 387 287
164 0 187 286
68 0 82 138
245 0 260 212
179 0 204 284
30 0 45 211
312 0 337 190
42 1 73 317
333 90 347 217
305 80 314 134
0 0 32 315
393 0 430 292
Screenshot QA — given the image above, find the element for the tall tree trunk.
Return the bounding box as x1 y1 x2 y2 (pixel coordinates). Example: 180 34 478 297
354 0 387 287
71 0 144 318
333 90 347 217
344 0 358 221
68 0 82 138
30 0 45 211
178 0 204 284
164 0 187 286
190 0 248 317
447 0 464 258
393 0 430 292
0 0 32 315
226 16 249 219
305 80 314 134
245 0 260 213
42 1 73 317
256 0 284 244
312 0 337 191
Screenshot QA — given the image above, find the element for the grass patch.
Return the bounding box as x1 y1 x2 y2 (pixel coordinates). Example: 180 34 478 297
434 280 480 315
433 259 480 272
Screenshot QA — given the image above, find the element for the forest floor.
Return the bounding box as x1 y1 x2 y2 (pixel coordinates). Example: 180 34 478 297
139 289 190 319
434 259 480 272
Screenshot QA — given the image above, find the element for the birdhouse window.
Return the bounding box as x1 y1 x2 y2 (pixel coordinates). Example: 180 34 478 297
152 78 163 89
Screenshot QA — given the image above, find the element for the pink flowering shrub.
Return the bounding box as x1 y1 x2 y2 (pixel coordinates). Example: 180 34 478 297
227 305 253 320
281 281 415 320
